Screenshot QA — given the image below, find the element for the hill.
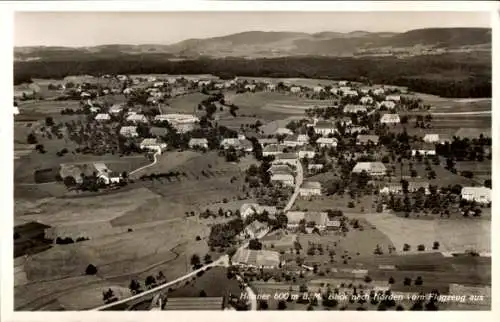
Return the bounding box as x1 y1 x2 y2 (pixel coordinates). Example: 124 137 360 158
14 28 491 60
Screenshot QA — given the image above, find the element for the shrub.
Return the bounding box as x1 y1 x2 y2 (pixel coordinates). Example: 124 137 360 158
195 235 201 241
403 244 410 252
347 201 355 208
432 241 440 250
417 244 425 251
85 264 98 275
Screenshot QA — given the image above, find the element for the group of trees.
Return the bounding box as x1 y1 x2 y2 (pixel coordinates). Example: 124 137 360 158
15 53 491 98
128 271 167 295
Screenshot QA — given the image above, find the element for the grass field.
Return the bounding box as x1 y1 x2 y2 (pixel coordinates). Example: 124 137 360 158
346 212 490 254
18 100 81 116
166 92 208 114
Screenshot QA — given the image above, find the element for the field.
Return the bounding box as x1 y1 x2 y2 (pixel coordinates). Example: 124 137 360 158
412 93 491 113
14 185 221 310
166 92 209 114
346 212 490 255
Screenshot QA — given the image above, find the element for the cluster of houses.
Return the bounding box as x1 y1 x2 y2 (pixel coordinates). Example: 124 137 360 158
59 162 123 185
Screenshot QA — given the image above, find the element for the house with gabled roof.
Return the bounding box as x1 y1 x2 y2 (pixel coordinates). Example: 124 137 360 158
380 113 400 124
299 181 322 197
188 138 209 149
411 143 436 156
461 186 491 204
316 137 338 148
262 144 285 157
343 104 368 114
423 134 440 143
126 113 148 124
356 135 380 145
94 113 111 121
119 126 138 138
314 121 336 136
352 162 386 176
140 138 167 154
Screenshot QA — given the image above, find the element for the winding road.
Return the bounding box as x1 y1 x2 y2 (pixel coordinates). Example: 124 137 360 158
129 152 160 176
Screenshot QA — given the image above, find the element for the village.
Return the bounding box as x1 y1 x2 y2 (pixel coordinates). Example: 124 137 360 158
14 73 492 311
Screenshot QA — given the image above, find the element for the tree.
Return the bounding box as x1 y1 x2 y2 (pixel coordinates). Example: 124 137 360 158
248 239 263 250
45 116 54 127
204 254 212 264
129 279 142 295
102 288 117 304
27 133 37 144
417 244 425 251
258 299 269 310
403 277 412 286
63 176 77 188
403 243 410 252
190 254 201 268
414 276 423 285
432 241 440 250
85 264 97 275
145 275 157 289
388 276 395 284
277 300 287 310
199 290 207 297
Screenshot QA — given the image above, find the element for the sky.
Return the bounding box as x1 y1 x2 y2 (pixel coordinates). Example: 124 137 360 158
14 11 491 47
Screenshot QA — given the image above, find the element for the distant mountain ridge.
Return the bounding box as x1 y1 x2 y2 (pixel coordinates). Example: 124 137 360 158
15 27 491 60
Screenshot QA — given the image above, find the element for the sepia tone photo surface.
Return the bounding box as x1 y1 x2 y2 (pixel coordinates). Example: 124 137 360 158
12 10 492 312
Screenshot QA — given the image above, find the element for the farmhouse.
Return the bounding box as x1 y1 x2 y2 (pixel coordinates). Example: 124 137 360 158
154 113 199 133
380 113 401 124
352 162 387 176
308 164 324 172
346 126 368 134
360 96 374 105
284 134 306 147
240 139 254 152
378 101 396 110
379 181 430 195
266 84 277 92
262 144 285 157
119 126 139 138
258 138 278 147
220 138 241 150
356 135 380 145
461 187 492 204
314 121 336 136
245 84 256 91
411 143 436 156
326 214 342 230
270 171 295 186
338 117 353 126
94 113 111 122
290 86 301 94
299 181 322 197
386 94 401 102
343 104 368 114
240 204 278 220
338 81 348 86
298 148 316 159
423 134 440 143
343 90 359 97
329 87 339 95
285 211 328 230
273 153 298 166
232 249 281 269
242 220 270 239
188 138 209 149
140 138 168 154
316 137 338 148
94 163 122 185
267 164 293 176
126 113 148 123
313 86 324 93
109 104 124 114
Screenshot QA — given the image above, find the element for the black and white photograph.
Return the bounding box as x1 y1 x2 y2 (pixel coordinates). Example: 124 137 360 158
3 1 498 317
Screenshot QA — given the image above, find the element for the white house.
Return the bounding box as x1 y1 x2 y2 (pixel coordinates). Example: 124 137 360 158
338 81 348 86
343 104 368 114
140 138 168 154
343 90 359 97
290 86 302 94
245 84 256 91
314 121 336 136
126 114 148 123
352 162 387 176
123 88 133 95
372 88 385 96
283 134 306 147
119 126 138 138
423 134 440 143
380 113 401 124
299 181 322 197
386 95 401 102
298 149 316 159
411 143 436 157
94 113 111 121
266 84 277 92
155 114 199 133
220 138 241 150
356 135 380 145
316 137 338 148
461 187 491 204
239 204 278 220
286 211 328 231
313 86 324 93
379 101 396 110
188 138 209 149
338 117 353 126
360 96 374 105
270 172 295 186
109 104 124 114
93 163 122 185
308 164 324 172
330 87 340 95
231 249 281 269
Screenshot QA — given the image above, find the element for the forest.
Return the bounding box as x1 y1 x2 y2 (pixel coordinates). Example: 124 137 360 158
14 52 491 98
